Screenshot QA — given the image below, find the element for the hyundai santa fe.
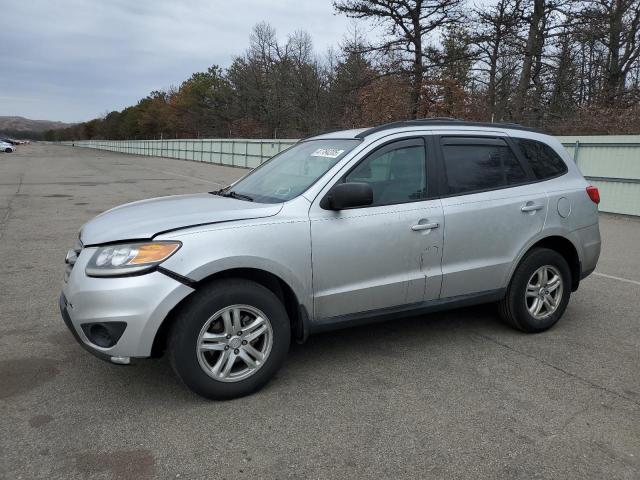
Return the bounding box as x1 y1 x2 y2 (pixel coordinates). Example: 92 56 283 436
60 119 601 399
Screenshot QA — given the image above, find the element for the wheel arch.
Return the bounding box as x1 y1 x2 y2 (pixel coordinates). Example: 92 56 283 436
151 267 309 357
508 235 581 292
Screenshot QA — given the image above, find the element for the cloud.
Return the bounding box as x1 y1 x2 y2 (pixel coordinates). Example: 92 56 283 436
0 0 357 122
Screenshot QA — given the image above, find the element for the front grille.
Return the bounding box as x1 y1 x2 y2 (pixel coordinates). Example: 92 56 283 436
64 238 83 282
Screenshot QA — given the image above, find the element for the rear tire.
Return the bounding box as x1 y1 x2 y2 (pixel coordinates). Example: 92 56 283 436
499 248 571 333
168 278 290 399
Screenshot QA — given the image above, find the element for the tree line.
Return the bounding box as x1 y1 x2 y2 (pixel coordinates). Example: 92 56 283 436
46 0 640 141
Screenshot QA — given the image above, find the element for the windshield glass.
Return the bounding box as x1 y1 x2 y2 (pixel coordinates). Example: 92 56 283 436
225 139 361 203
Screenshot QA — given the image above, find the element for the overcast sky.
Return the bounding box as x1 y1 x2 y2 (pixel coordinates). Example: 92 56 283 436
0 0 365 122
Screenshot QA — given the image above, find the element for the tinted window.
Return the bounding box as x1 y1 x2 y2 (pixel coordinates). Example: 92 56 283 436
346 141 427 206
442 141 528 194
516 139 568 180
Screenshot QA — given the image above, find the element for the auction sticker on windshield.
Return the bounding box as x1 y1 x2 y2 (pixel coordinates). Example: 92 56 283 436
310 148 345 158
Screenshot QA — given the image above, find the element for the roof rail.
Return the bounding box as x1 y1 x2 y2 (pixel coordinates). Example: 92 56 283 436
355 118 542 138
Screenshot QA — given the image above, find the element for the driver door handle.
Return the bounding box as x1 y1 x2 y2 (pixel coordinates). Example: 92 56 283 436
411 222 439 231
521 203 544 212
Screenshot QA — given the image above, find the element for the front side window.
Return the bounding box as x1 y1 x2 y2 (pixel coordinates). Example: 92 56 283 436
441 139 527 195
515 138 568 180
227 139 360 203
345 139 427 206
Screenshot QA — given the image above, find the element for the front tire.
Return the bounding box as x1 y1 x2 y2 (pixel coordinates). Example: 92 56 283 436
499 248 571 333
168 279 290 399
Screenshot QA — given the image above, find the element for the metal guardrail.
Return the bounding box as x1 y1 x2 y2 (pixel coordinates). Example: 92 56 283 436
61 139 298 169
61 136 640 216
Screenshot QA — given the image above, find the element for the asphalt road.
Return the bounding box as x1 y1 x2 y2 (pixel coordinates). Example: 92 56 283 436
1 144 639 479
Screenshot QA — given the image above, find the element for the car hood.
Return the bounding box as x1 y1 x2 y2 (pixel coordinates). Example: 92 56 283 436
80 193 283 245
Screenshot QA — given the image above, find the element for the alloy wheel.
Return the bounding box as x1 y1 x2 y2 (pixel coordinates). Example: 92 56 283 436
196 305 273 382
525 265 563 320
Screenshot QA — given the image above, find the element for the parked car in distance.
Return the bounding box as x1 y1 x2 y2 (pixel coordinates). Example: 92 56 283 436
0 141 15 152
60 119 601 399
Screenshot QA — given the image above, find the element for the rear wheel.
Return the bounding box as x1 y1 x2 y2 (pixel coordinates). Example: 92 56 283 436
168 279 290 399
499 248 571 332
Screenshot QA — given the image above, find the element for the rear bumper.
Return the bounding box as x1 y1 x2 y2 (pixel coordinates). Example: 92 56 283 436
580 266 596 280
574 222 601 280
60 248 194 361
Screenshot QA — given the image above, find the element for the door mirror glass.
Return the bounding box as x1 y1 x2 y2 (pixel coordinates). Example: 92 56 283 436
323 182 373 210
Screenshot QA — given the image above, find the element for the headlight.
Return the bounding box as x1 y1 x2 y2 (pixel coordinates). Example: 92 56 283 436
85 241 181 277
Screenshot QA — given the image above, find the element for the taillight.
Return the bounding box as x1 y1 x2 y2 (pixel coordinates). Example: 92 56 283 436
586 185 600 204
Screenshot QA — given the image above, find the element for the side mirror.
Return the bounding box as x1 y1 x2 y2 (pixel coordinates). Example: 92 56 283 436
322 182 373 210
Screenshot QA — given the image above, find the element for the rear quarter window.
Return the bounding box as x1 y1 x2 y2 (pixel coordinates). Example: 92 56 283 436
515 139 568 180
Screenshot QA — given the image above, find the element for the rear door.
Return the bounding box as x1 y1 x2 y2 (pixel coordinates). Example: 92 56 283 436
436 134 548 298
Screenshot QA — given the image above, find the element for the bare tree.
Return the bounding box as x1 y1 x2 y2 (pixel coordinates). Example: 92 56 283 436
472 0 524 119
580 0 640 105
512 0 576 124
512 0 547 121
47 4 640 141
547 29 580 120
334 0 464 118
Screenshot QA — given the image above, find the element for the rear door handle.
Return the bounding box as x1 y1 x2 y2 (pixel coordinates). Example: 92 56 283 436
411 222 439 231
521 203 544 212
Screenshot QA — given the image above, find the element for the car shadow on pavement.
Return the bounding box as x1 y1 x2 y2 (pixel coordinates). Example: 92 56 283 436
291 302 505 356
57 303 511 403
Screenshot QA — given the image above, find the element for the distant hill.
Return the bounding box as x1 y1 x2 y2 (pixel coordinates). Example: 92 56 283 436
0 116 74 134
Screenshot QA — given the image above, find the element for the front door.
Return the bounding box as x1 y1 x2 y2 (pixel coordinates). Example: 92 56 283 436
309 137 444 320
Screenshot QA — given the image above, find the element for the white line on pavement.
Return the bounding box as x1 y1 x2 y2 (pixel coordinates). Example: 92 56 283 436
593 272 640 286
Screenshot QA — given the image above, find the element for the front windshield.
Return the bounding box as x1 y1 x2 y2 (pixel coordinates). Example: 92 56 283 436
227 139 361 203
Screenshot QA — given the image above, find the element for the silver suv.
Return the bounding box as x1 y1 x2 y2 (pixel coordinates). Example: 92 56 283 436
60 119 601 399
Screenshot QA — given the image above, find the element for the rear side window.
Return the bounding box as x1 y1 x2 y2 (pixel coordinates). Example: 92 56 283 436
441 139 528 195
515 139 567 180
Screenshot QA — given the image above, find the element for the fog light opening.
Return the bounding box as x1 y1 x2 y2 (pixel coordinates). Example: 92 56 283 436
81 322 127 348
89 324 113 347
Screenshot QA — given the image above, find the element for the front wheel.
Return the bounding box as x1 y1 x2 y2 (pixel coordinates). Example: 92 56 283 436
5 148 11 153
168 279 290 399
499 248 571 333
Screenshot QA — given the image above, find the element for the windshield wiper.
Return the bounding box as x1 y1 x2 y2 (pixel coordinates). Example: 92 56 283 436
221 190 254 202
209 187 253 202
